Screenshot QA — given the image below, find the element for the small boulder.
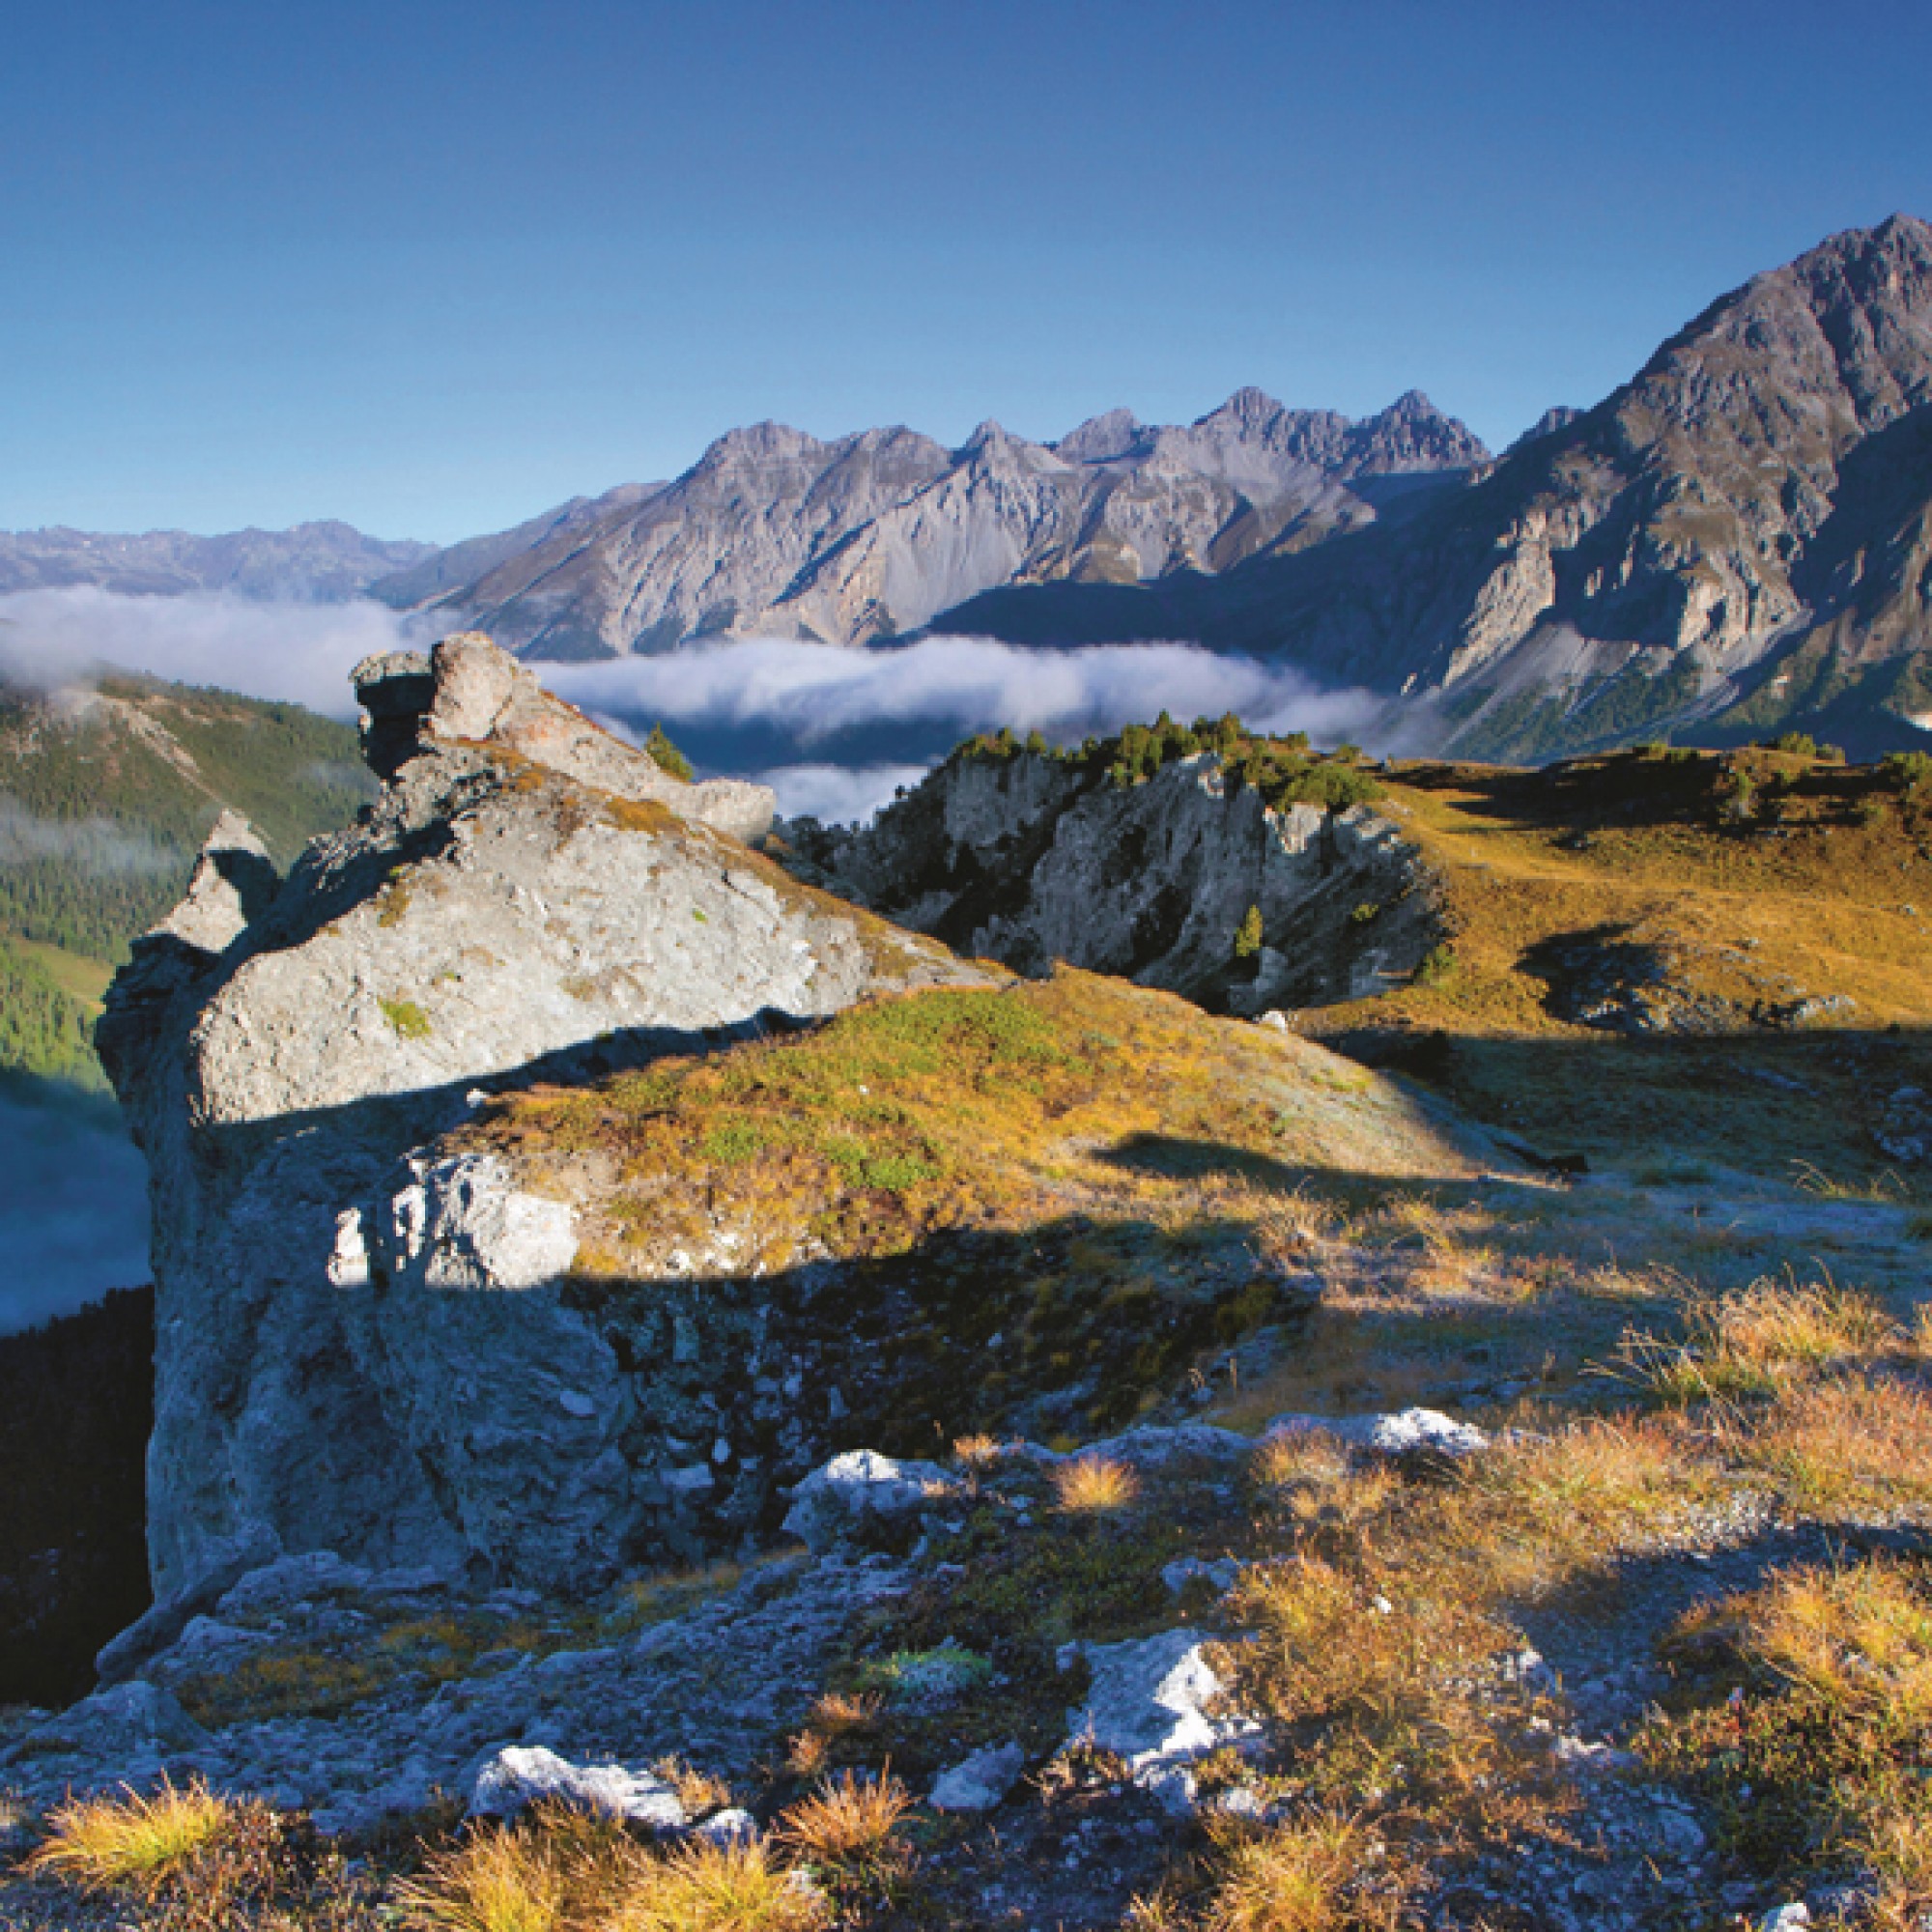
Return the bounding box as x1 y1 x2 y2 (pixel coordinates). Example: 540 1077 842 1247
782 1449 962 1552
930 1741 1026 1812
1067 1628 1254 1799
1266 1406 1489 1463
693 1807 760 1846
471 1746 687 1829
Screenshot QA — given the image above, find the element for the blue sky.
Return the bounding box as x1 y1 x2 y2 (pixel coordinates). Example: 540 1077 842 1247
2 1 1926 543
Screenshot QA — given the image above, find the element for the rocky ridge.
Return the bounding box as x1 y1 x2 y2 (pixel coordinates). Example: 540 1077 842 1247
0 522 431 602
780 738 1439 1014
952 214 1932 760
379 390 1486 656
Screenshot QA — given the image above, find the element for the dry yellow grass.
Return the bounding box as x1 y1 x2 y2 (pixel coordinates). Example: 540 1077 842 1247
1739 1561 1932 1727
25 1779 233 1896
394 1820 567 1932
614 1838 825 1932
650 1758 734 1819
774 1769 912 1867
1051 1452 1142 1514
1740 1376 1932 1513
1624 1272 1905 1405
1200 1813 1406 1932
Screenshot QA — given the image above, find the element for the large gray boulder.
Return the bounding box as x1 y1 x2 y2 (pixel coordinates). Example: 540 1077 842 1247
99 635 982 1621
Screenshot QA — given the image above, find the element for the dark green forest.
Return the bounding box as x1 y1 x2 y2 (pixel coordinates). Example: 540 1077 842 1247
0 674 375 1084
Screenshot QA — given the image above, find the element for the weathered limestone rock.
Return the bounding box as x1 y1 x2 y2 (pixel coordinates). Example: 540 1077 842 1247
929 1740 1026 1812
1065 1628 1256 1812
470 1745 687 1829
353 632 774 842
99 637 982 1623
781 747 1438 1013
781 1449 964 1553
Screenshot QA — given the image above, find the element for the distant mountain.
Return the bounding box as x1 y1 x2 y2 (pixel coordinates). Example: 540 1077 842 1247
374 390 1488 656
944 214 1932 759
0 521 434 603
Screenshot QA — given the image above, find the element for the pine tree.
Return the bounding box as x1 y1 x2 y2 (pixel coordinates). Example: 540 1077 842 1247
1234 904 1264 960
643 723 695 782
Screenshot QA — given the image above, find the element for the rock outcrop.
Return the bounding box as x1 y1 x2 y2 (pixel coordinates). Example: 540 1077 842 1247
781 744 1440 1013
99 635 979 1616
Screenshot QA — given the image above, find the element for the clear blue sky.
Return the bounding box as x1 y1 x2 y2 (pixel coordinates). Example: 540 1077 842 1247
2 1 1927 543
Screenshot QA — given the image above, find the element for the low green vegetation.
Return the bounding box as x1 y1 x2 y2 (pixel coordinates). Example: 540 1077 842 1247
957 711 1386 810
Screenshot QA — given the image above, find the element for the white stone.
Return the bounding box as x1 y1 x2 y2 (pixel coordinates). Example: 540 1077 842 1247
782 1449 961 1552
1067 1629 1253 1785
929 1741 1026 1812
470 1745 687 1829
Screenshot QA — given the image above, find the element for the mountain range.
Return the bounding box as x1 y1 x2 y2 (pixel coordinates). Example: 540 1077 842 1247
0 522 432 603
9 214 1932 756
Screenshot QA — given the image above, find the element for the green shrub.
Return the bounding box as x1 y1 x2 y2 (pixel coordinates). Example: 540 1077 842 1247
643 723 694 782
1233 904 1264 961
1414 945 1457 988
1882 751 1932 795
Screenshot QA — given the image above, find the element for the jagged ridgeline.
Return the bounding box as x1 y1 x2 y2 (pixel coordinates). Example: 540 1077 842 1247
0 671 375 1084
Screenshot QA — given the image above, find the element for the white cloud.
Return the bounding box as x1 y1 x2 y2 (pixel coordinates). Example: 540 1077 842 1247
752 763 932 824
0 798 177 875
0 595 1389 768
0 586 420 718
546 635 1386 750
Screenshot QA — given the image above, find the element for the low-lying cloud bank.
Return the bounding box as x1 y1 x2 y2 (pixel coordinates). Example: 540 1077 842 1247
0 588 1390 815
548 635 1386 771
0 586 412 718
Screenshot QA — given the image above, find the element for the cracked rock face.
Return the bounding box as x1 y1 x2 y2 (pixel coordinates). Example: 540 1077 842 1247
782 746 1439 1013
99 637 980 1617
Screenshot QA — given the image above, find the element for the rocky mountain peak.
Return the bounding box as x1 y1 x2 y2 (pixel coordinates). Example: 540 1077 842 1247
1054 406 1146 464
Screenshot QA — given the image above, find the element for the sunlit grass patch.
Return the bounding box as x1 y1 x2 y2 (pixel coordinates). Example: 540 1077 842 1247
1198 1810 1410 1932
1219 1554 1510 1801
26 1778 233 1895
1443 1412 1708 1596
395 1818 567 1932
1620 1271 1906 1406
616 1837 826 1932
774 1768 912 1869
1738 1376 1932 1514
1051 1452 1142 1514
1646 1558 1932 1886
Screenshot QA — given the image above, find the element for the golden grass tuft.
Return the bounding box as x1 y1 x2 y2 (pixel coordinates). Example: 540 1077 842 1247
952 1433 1002 1468
1622 1272 1903 1405
1738 1560 1932 1728
1201 1812 1406 1932
1251 1428 1352 1492
394 1819 568 1932
650 1758 734 1820
774 1769 912 1868
615 1838 826 1932
1051 1452 1141 1514
1443 1412 1703 1596
1739 1376 1932 1513
25 1778 233 1896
